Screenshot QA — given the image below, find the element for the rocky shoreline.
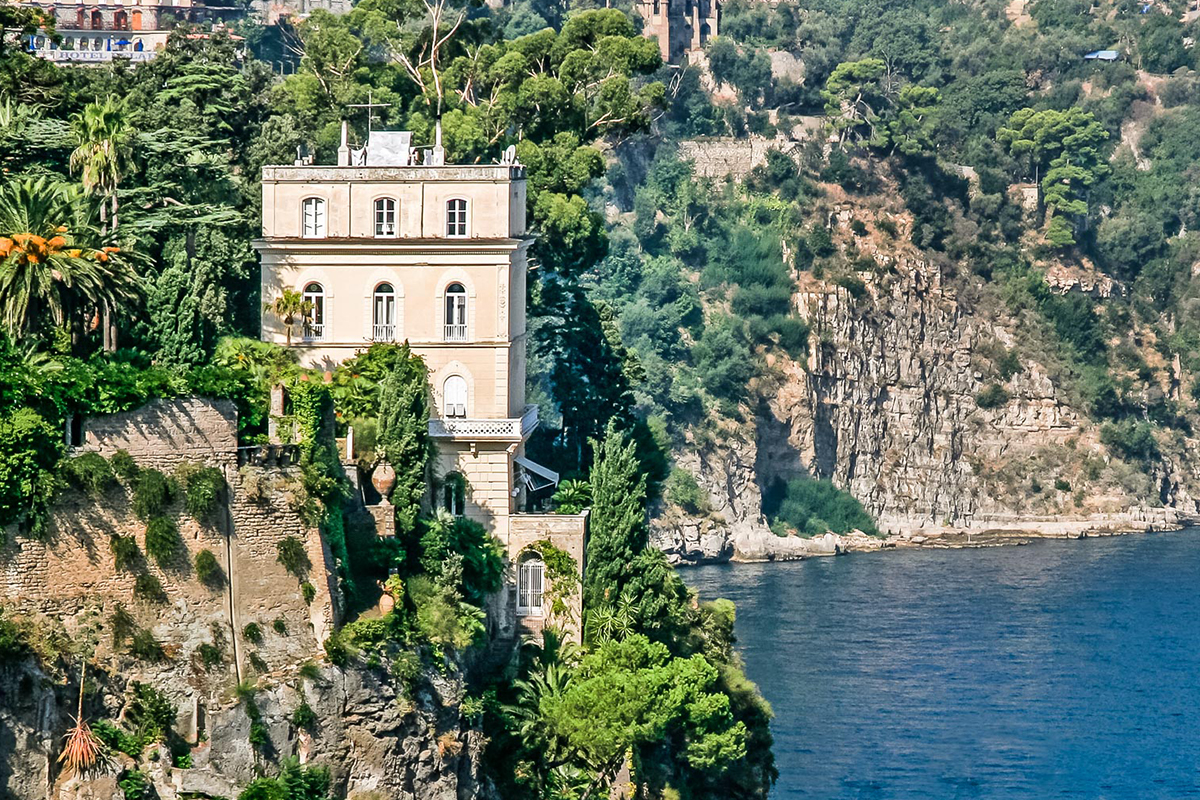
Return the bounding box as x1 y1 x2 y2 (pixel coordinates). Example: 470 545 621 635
654 510 1196 566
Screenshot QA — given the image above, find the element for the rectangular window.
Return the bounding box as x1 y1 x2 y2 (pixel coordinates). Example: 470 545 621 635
375 198 396 237
447 199 467 237
302 198 326 238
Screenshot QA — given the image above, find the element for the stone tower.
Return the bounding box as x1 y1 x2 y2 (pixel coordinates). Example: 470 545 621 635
635 0 719 63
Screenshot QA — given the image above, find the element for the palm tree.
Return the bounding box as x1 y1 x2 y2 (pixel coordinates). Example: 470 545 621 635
70 96 133 350
0 177 141 342
265 288 313 346
69 95 132 233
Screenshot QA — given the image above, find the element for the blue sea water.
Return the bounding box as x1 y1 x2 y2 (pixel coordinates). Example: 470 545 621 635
684 530 1200 799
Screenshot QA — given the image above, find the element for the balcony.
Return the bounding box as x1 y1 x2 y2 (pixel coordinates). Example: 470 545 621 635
373 323 396 342
428 404 539 440
444 323 467 342
303 322 325 342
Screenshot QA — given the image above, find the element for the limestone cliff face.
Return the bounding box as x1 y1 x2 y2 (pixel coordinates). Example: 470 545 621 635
653 207 1200 564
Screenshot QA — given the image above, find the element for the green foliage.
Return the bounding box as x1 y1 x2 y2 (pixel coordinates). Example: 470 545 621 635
62 452 115 495
194 549 224 587
131 469 174 521
110 450 139 481
133 572 167 604
110 534 142 572
237 758 331 800
373 345 432 537
129 629 165 661
409 574 487 652
144 516 183 567
197 642 223 670
0 613 32 663
301 581 316 605
276 536 311 577
418 514 505 605
242 622 263 645
109 603 137 648
176 463 225 522
118 770 150 800
248 651 269 673
273 618 288 635
0 408 62 536
291 700 317 732
551 478 592 514
584 421 648 609
975 384 1011 409
763 477 877 537
1100 420 1161 463
666 467 710 515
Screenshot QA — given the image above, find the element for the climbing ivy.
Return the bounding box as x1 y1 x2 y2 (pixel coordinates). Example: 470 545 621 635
521 539 580 626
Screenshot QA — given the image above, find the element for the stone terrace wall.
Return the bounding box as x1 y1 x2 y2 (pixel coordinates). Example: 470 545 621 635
678 137 803 180
0 399 338 700
80 398 238 472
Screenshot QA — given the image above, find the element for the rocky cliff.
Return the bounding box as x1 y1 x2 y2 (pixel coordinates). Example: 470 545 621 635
653 193 1200 564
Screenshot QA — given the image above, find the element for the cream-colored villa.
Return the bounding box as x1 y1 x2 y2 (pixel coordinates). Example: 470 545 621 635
254 128 585 638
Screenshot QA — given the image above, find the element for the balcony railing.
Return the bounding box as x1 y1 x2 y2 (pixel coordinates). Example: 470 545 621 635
303 322 325 341
428 404 539 440
373 323 396 342
444 323 468 342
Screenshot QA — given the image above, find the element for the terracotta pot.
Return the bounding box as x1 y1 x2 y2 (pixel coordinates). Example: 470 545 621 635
379 592 395 615
371 462 397 499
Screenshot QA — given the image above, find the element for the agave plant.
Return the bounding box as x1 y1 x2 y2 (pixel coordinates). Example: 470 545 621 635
58 660 109 777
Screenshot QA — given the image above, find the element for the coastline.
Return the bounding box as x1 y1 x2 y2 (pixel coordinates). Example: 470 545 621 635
657 510 1196 566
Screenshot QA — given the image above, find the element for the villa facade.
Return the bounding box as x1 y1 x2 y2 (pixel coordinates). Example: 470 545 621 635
17 0 197 62
254 128 584 639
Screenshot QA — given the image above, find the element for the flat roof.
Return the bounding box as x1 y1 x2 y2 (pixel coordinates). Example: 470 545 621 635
261 165 526 182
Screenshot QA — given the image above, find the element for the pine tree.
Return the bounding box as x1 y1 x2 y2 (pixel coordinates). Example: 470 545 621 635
583 420 648 609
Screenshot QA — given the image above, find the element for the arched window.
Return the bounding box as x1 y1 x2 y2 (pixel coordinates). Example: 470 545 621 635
114 10 128 30
135 39 144 51
302 282 325 340
91 10 103 29
446 198 468 237
301 197 326 238
373 283 396 341
517 555 545 617
443 375 467 418
131 10 143 30
444 283 467 341
443 472 465 516
374 197 397 237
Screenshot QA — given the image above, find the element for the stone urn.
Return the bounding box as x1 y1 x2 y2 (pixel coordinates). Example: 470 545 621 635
371 461 397 501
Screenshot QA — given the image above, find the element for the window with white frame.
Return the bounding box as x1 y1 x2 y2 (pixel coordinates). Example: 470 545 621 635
302 282 325 340
443 472 465 516
443 375 468 418
517 555 545 616
374 197 397 237
444 283 467 341
301 197 326 238
373 283 396 341
446 198 468 237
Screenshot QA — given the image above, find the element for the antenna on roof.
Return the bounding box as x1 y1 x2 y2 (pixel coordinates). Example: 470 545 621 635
347 90 393 137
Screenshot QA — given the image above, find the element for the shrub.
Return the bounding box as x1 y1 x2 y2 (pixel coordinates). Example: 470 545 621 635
132 470 174 521
323 629 352 666
833 274 868 300
301 582 316 605
849 219 868 236
177 464 226 522
248 652 269 673
118 769 150 800
144 517 183 567
130 630 165 661
975 383 1011 409
110 450 139 481
0 615 32 663
242 622 263 645
110 604 137 648
1054 478 1072 492
272 618 287 635
276 536 311 577
62 452 115 495
0 408 63 537
291 700 317 731
1100 420 1161 462
665 467 710 515
133 573 167 604
194 549 224 588
248 719 270 749
197 643 223 670
763 477 878 536
110 535 142 572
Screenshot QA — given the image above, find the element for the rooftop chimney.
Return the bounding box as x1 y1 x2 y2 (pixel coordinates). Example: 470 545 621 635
337 120 350 167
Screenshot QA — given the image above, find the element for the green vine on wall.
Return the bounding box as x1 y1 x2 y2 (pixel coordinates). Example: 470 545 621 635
522 539 580 627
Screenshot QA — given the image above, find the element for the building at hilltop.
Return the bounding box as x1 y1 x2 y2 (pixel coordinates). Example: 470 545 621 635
254 127 585 639
634 0 719 63
16 0 202 63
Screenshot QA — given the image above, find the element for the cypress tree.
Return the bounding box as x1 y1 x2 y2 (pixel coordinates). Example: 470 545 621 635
583 420 648 609
376 345 432 537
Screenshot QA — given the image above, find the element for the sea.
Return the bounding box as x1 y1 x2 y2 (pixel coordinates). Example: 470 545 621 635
684 529 1200 799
